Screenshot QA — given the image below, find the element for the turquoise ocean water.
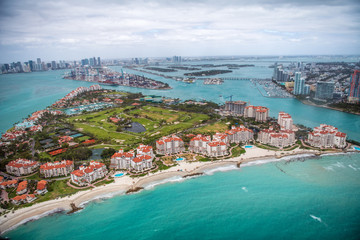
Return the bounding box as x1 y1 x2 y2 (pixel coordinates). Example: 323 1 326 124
1 57 360 239
5 153 360 239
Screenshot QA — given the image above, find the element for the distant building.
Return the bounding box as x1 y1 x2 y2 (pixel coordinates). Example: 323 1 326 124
315 82 334 100
156 135 185 155
6 159 39 176
172 56 182 64
225 101 247 115
71 161 108 186
348 70 360 103
40 160 74 178
258 128 296 149
307 124 347 148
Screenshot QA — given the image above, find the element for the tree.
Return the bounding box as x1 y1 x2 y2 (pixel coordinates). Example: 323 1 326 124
101 148 116 159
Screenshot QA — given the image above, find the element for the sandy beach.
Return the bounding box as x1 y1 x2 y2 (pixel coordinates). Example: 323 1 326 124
0 146 348 234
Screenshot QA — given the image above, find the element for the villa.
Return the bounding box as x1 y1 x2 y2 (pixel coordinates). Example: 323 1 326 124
189 135 211 154
6 159 39 176
0 179 18 189
244 105 269 122
16 181 28 195
35 180 48 195
307 124 347 148
40 160 74 178
156 135 185 155
225 125 254 143
12 194 36 205
71 161 108 186
258 127 296 149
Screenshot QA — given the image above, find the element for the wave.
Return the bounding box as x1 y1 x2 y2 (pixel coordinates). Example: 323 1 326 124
348 164 358 171
144 176 185 190
79 190 126 208
2 208 65 234
203 165 238 175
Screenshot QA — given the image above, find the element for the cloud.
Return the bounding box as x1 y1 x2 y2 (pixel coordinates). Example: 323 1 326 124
0 0 359 62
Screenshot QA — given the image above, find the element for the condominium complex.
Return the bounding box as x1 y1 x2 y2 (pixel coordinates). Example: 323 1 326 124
258 128 296 149
225 125 254 143
244 106 269 122
110 144 155 172
156 135 185 155
71 161 108 186
40 160 74 178
225 101 247 115
278 112 293 130
307 124 347 148
6 159 39 176
189 135 211 154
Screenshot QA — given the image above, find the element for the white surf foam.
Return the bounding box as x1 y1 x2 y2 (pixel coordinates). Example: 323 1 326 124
2 208 65 234
323 166 335 171
144 176 185 190
79 190 126 207
203 165 238 175
333 162 346 168
348 164 358 171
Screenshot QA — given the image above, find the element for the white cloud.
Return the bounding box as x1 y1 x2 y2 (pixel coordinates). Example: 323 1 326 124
0 0 359 62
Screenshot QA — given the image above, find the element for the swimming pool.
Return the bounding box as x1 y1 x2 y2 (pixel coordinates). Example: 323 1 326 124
244 145 253 148
175 158 184 161
354 146 360 151
114 173 124 177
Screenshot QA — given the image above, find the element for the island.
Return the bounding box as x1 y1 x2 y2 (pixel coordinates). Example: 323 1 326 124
64 66 171 90
0 86 358 234
184 69 232 76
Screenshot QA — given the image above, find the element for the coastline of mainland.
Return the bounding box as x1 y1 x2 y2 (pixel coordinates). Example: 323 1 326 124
1 146 357 235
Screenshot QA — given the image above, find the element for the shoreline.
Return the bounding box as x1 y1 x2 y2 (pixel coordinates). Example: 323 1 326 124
0 147 357 234
299 99 360 116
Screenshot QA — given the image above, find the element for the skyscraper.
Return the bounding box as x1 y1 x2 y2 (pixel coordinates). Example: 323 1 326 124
37 58 42 71
315 82 334 100
97 57 101 66
348 70 360 103
293 72 304 95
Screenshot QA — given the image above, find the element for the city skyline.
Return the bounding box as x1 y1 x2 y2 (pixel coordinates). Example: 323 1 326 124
0 0 360 62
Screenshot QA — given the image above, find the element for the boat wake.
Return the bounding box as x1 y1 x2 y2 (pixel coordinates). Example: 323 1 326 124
309 214 328 227
241 187 248 192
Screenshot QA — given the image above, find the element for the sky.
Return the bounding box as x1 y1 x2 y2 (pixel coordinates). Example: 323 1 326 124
0 0 359 62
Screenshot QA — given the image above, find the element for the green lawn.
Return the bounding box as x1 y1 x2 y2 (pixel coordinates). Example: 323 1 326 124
67 105 210 147
194 121 229 134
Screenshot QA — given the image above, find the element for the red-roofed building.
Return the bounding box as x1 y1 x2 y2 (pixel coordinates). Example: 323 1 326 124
244 106 269 122
16 181 28 195
40 160 74 178
110 149 135 169
131 154 153 172
156 135 185 155
278 112 294 130
114 99 124 104
36 180 48 195
0 179 18 189
11 194 36 205
225 125 254 144
206 141 228 157
82 139 96 145
307 124 347 148
213 132 229 145
258 128 295 149
71 161 108 186
6 159 39 176
58 136 73 144
48 148 67 156
189 134 211 154
0 176 3 183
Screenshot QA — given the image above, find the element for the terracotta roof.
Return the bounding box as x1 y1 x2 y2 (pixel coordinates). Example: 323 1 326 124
40 160 73 170
7 159 38 169
37 180 47 190
17 181 28 192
